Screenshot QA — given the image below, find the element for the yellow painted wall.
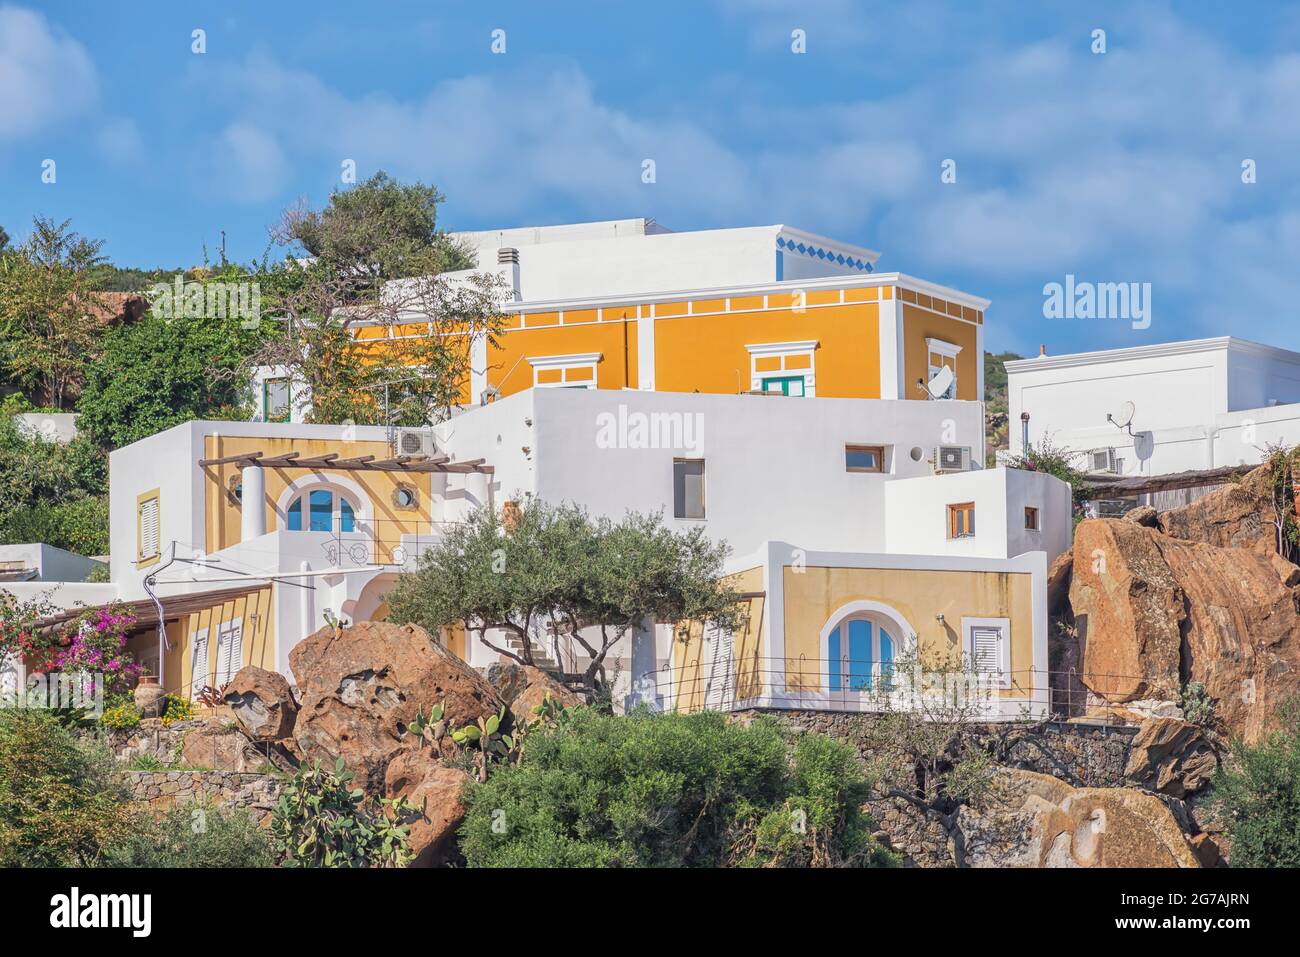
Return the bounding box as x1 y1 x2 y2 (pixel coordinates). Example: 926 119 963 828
125 585 275 699
485 318 636 395
203 435 435 558
781 565 1036 698
672 566 764 712
900 302 981 402
654 301 882 398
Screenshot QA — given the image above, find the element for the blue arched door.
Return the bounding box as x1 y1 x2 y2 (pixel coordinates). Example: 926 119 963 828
828 619 895 692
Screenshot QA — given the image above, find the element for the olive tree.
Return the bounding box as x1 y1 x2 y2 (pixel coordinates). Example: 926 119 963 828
387 499 744 690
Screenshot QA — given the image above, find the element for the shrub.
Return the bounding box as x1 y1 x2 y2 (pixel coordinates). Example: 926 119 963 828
1180 681 1217 730
102 801 275 868
458 708 895 868
0 708 131 866
1211 699 1300 867
160 694 194 727
270 759 415 868
99 700 142 730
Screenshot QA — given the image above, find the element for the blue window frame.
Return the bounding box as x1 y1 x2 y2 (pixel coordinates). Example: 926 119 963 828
285 490 356 533
828 619 895 692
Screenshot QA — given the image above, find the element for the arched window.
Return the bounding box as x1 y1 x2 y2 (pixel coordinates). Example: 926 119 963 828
285 488 356 533
827 617 896 692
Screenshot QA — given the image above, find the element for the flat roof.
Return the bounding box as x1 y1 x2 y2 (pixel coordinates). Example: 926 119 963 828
1004 336 1300 374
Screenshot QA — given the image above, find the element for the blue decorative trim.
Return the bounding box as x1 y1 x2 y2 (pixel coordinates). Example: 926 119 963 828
776 235 873 273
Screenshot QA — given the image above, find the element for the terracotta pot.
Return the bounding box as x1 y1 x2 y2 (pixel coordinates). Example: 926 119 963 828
133 675 165 718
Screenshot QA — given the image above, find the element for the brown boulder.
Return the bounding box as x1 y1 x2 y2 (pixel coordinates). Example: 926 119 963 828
1124 717 1218 797
959 768 1200 868
180 718 265 772
290 620 505 793
383 748 471 867
1157 465 1273 549
1069 519 1185 702
1155 536 1300 744
1123 505 1159 527
223 666 298 742
510 666 584 721
1070 518 1300 743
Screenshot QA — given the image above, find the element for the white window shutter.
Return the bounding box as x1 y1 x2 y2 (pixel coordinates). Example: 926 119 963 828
139 498 160 558
215 620 244 686
972 626 1003 674
190 629 209 697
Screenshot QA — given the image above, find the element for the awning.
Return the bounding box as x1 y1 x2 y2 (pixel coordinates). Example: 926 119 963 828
31 583 270 634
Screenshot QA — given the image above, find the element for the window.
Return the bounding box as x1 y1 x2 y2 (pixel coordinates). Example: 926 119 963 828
828 618 896 691
263 378 291 422
189 628 209 698
845 444 885 473
746 340 817 396
1024 506 1040 531
948 502 975 538
215 619 244 686
137 490 161 565
760 375 805 397
528 352 601 389
673 459 706 519
393 484 418 510
926 338 961 400
963 617 1010 687
286 489 356 533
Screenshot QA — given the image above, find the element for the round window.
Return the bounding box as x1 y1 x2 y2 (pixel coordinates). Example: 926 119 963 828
909 446 925 462
393 485 417 509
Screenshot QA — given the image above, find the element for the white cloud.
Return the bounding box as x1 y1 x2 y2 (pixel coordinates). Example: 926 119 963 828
0 6 97 139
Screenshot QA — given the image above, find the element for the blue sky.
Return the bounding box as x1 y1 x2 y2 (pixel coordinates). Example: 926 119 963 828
3 0 1300 357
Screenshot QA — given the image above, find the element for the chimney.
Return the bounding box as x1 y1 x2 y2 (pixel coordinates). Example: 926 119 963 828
1039 344 1047 357
497 247 521 300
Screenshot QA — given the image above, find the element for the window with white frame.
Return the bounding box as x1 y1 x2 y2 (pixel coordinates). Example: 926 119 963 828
189 628 210 698
963 616 1010 688
215 619 245 686
826 617 897 692
673 458 706 519
745 340 818 396
926 338 961 399
527 352 601 389
137 490 161 566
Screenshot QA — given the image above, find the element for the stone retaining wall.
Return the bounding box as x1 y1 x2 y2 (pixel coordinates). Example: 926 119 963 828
122 770 284 824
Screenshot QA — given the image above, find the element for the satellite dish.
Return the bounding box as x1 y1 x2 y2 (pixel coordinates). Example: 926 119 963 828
1108 400 1136 429
926 365 955 399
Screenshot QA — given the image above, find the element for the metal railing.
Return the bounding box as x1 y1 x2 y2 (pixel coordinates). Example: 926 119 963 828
632 655 1145 726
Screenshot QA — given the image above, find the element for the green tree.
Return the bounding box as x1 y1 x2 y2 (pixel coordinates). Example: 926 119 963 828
0 217 110 408
1211 698 1300 867
458 708 895 868
248 172 506 426
0 225 9 252
77 272 267 448
0 709 131 867
387 500 742 689
0 408 108 553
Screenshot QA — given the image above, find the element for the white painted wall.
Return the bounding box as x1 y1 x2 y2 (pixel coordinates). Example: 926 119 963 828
884 468 1071 564
442 388 986 557
1007 337 1300 478
0 544 106 581
449 222 879 303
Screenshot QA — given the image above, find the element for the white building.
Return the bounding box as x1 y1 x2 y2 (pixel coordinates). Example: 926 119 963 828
1007 337 1300 479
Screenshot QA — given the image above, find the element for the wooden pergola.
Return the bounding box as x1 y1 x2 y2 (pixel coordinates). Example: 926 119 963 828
1081 463 1255 498
197 449 494 475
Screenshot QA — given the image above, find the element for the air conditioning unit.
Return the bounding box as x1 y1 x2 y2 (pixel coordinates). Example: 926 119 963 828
932 445 973 473
1088 447 1119 474
395 428 437 458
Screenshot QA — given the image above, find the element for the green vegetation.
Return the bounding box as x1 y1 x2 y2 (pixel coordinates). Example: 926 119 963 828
458 708 896 868
0 709 131 867
0 404 109 553
1004 436 1089 521
1211 699 1300 867
103 801 275 868
270 758 416 868
983 350 1021 466
389 499 742 691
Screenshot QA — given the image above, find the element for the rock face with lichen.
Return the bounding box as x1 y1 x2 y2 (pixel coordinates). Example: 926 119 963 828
290 621 504 793
1068 512 1300 744
959 768 1201 868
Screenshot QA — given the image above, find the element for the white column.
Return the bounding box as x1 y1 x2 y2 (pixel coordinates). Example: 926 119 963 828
299 560 315 638
637 305 656 391
240 465 266 541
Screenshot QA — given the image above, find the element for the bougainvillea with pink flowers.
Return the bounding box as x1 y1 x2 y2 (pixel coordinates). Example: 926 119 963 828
0 596 143 697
